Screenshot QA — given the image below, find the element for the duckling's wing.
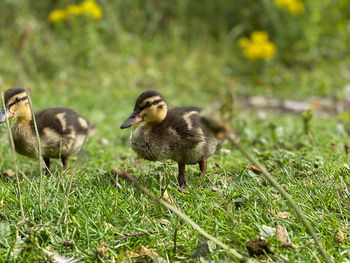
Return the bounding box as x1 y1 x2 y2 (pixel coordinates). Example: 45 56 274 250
33 107 93 156
34 107 90 136
167 107 207 149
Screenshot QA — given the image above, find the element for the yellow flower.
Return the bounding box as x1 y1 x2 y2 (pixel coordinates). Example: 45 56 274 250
48 0 102 24
244 44 260 60
274 0 305 15
251 31 268 43
261 42 276 59
288 1 305 14
237 31 276 60
237 37 249 48
48 9 67 23
67 4 84 16
81 0 103 19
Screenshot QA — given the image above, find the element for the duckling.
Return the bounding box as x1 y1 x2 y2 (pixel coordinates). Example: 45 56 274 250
0 88 94 172
120 90 220 188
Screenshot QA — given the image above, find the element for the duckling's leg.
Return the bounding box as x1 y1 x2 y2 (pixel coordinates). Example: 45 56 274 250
178 163 186 188
61 156 68 170
199 159 207 182
43 158 50 175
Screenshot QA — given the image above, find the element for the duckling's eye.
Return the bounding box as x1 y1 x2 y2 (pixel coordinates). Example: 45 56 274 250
15 98 20 103
146 101 152 107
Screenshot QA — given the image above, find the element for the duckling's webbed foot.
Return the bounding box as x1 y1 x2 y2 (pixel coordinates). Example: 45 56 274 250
178 163 186 188
44 158 50 175
199 159 207 183
61 156 68 170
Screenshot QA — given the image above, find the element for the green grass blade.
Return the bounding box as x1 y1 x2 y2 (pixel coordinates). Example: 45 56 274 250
112 168 254 263
229 136 332 263
1 89 25 221
25 89 43 214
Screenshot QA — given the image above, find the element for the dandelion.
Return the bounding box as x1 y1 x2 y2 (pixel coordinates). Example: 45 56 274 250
237 37 249 48
251 31 269 43
81 0 103 19
275 0 305 15
48 0 103 23
48 9 67 23
66 4 84 16
237 31 276 60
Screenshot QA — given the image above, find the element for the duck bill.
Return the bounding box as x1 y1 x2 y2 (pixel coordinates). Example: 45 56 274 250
0 106 13 124
120 111 143 129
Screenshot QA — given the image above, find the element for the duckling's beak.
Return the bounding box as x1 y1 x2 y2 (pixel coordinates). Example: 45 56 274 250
0 106 14 124
120 111 143 129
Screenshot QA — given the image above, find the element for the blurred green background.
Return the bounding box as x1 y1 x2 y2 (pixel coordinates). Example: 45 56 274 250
1 0 350 102
1 1 350 261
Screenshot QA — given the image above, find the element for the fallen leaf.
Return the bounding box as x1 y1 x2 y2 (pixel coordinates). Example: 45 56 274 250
277 211 292 219
4 169 14 177
246 165 265 174
140 246 159 258
127 246 159 259
157 219 170 226
276 225 287 243
337 229 345 243
162 189 178 207
96 244 109 260
302 179 313 186
104 222 114 230
276 225 296 249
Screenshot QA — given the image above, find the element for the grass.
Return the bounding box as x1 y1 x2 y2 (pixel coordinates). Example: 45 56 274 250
1 33 350 262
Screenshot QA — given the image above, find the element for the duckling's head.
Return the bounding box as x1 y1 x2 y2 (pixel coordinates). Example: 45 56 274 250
120 90 167 129
0 88 30 123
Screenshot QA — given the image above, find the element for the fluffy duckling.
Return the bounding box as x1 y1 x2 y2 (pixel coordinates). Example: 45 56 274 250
0 88 94 172
120 90 220 188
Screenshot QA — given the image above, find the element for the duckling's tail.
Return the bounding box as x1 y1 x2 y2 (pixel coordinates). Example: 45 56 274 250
200 114 233 141
87 122 97 138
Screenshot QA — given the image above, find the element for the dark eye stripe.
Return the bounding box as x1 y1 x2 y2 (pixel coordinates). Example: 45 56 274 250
139 99 162 111
152 99 162 105
8 96 28 109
